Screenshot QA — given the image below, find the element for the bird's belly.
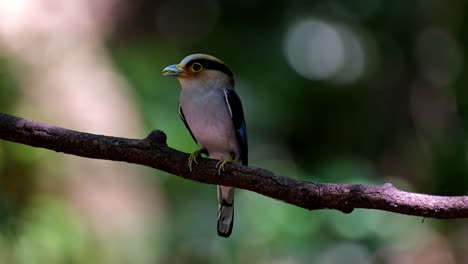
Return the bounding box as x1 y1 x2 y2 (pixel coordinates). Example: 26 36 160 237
194 126 235 153
182 98 237 155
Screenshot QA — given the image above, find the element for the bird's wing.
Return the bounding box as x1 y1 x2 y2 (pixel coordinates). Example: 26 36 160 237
223 89 248 166
179 104 199 146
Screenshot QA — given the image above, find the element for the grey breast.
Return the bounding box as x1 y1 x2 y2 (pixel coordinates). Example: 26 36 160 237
179 87 238 155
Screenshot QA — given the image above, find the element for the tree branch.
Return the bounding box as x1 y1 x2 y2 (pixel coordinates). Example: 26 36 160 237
1 112 468 218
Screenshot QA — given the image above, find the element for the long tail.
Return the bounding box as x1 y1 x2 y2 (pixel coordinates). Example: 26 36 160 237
217 185 235 237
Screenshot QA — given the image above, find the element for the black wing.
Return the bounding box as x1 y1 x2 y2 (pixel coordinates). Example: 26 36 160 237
224 89 248 166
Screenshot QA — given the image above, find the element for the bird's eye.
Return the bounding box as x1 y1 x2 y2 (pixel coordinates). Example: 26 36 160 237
191 63 203 72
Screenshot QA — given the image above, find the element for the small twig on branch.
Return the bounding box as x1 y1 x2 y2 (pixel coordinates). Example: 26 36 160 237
0 112 468 218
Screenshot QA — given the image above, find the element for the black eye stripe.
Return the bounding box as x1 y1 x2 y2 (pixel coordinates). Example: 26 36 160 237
186 59 233 77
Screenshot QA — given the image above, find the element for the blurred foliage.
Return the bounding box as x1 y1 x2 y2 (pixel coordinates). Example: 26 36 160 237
2 0 468 263
0 57 37 236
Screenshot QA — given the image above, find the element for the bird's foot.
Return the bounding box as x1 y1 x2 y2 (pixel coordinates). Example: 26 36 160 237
215 154 234 175
188 149 204 171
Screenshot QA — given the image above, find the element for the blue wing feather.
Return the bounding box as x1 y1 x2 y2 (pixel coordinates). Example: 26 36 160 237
224 89 248 166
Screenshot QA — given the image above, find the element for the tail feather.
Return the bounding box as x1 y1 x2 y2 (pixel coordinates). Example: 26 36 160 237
217 185 235 237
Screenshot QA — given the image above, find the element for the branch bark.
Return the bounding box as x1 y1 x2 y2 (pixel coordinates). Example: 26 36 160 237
1 112 468 218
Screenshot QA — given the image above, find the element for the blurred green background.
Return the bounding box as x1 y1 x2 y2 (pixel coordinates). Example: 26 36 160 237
1 0 468 263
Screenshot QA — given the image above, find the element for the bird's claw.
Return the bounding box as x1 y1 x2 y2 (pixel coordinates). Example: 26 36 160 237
188 149 203 171
215 155 234 175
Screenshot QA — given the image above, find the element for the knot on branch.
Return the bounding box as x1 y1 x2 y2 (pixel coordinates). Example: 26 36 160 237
146 130 167 146
383 183 395 190
339 207 355 214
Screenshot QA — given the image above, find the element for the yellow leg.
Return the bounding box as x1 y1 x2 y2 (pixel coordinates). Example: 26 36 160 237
188 149 204 172
215 153 234 175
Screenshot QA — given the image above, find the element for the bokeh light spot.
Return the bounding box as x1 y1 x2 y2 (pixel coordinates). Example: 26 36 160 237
285 19 344 80
284 18 367 83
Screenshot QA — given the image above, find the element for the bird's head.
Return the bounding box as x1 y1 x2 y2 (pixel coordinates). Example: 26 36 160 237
163 54 234 89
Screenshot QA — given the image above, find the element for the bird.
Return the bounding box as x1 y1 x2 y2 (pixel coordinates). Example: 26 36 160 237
162 54 248 238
